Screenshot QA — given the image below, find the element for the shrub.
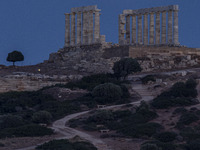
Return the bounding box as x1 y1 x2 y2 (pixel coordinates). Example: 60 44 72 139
141 75 156 84
0 142 4 147
92 83 122 104
186 139 200 150
178 113 199 125
173 107 187 114
0 124 53 138
119 122 163 138
151 79 198 109
36 139 97 150
86 110 114 125
140 143 159 150
186 78 197 89
113 58 142 79
142 141 177 150
32 111 52 124
180 127 200 141
0 115 24 129
62 73 119 91
155 131 177 142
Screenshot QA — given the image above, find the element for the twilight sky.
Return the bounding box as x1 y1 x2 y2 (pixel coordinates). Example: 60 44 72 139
0 0 200 66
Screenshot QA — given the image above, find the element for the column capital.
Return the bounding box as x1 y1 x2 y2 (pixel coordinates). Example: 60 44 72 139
156 11 160 14
65 13 70 16
71 12 76 15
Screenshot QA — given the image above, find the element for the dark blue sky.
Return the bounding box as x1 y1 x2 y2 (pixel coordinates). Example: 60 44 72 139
0 0 199 66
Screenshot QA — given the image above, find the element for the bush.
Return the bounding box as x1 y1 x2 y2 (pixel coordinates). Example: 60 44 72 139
178 113 199 125
0 124 54 138
0 142 4 147
32 111 52 124
92 83 122 104
186 139 200 150
86 110 114 125
61 73 119 91
155 131 177 142
113 58 142 79
119 122 163 138
140 143 159 150
173 107 187 114
0 115 25 129
186 78 197 89
36 139 97 150
141 75 156 84
151 79 198 109
180 127 200 141
142 141 177 150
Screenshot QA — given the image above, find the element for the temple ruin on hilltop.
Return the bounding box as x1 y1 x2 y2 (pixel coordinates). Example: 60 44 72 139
44 5 200 75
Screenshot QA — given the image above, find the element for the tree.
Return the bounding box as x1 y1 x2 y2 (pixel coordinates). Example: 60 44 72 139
92 83 122 104
32 111 52 124
113 58 142 80
7 50 24 66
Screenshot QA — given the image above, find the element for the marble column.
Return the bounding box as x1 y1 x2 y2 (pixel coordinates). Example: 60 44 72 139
94 10 100 43
161 11 166 44
131 14 136 44
168 10 173 44
77 12 82 45
155 12 160 45
82 11 87 44
138 14 143 44
119 14 125 44
174 10 179 45
149 12 154 45
88 11 94 44
126 15 131 44
70 12 76 45
64 13 70 47
143 13 148 45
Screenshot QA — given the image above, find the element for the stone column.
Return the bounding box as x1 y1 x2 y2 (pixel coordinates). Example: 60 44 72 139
155 12 160 45
138 14 143 44
168 10 173 44
88 11 94 44
131 14 136 44
143 13 148 45
174 10 179 45
161 11 166 44
64 13 70 47
82 11 87 44
94 10 100 43
77 12 82 45
70 12 76 45
119 14 126 44
126 15 131 44
149 12 154 45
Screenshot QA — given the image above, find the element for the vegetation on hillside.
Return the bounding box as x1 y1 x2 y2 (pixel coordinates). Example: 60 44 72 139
151 79 198 109
36 139 97 150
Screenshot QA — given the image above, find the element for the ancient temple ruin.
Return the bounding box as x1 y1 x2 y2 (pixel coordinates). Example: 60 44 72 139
119 5 179 45
47 4 200 76
65 5 180 47
64 5 105 47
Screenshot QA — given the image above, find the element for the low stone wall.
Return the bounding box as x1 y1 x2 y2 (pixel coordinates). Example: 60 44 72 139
129 46 200 72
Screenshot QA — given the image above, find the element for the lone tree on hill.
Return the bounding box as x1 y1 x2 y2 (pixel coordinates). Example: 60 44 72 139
7 51 24 66
113 58 142 80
